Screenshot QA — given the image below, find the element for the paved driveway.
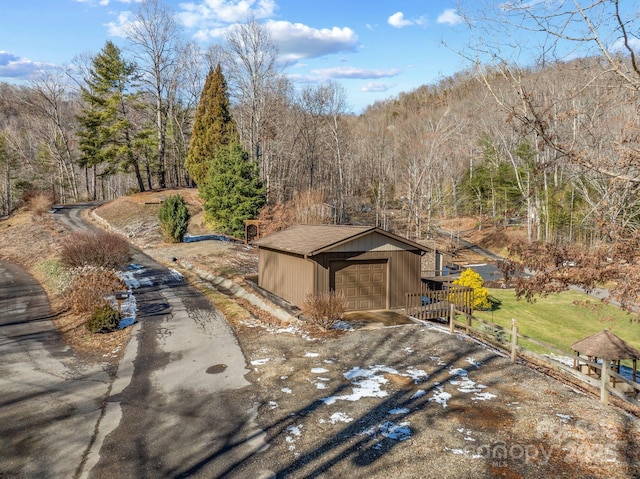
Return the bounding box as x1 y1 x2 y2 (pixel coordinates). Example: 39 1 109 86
1 205 272 478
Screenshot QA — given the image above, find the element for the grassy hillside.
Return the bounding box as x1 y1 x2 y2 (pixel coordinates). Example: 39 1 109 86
473 288 640 355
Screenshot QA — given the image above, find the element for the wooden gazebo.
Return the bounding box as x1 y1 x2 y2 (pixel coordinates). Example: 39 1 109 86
572 329 640 387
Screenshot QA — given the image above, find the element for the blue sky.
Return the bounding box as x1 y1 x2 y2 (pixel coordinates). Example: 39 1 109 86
0 0 472 112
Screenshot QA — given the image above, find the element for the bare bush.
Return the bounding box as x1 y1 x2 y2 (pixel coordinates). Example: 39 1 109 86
28 191 55 217
301 291 347 330
60 230 130 269
65 267 127 315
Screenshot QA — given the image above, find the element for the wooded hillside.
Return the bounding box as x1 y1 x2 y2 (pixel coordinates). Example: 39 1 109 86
1 0 638 252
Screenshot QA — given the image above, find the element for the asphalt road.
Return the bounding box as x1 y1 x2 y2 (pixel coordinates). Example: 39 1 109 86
0 260 112 479
0 205 271 478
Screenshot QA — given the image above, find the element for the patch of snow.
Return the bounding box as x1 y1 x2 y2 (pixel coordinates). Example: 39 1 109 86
411 390 427 399
323 359 335 364
429 386 452 408
450 378 487 393
403 347 414 354
329 412 353 424
556 413 572 423
360 421 412 441
311 368 329 373
388 407 410 415
405 367 429 383
118 317 136 329
184 233 232 243
286 424 303 437
317 377 330 381
304 352 320 357
332 320 354 331
281 388 292 394
449 367 468 376
315 383 328 389
472 392 496 401
118 268 154 289
430 356 447 366
251 358 270 366
446 447 467 455
269 401 278 410
166 268 183 281
546 354 575 367
467 357 483 368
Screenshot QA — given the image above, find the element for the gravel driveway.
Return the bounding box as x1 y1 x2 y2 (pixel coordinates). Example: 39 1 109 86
229 318 640 478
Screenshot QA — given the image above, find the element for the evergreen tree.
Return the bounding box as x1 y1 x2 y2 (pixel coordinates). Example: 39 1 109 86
77 41 147 196
201 140 265 237
185 64 237 186
158 194 190 243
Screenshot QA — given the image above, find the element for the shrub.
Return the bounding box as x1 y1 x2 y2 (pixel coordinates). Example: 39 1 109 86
66 267 128 315
28 191 55 216
452 268 492 310
86 305 120 333
158 194 190 243
302 291 347 330
60 230 130 269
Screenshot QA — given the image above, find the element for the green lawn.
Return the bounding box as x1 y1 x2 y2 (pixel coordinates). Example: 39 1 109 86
472 288 640 356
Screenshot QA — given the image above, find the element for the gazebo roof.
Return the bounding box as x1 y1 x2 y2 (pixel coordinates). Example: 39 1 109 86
571 330 640 360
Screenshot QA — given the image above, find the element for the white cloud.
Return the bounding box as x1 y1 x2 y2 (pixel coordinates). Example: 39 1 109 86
388 12 412 28
177 0 277 28
387 11 425 28
310 66 400 80
437 9 463 26
361 82 396 93
266 20 359 63
74 0 142 5
609 37 640 54
0 51 51 79
105 11 136 37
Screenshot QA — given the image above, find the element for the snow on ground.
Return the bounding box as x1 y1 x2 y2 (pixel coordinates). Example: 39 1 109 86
359 421 413 444
251 358 270 366
240 319 317 341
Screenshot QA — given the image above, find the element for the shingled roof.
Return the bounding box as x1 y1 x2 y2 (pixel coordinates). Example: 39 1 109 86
571 330 640 360
252 224 429 257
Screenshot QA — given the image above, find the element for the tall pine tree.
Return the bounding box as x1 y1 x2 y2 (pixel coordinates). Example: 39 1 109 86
77 41 148 196
188 64 264 237
185 64 237 186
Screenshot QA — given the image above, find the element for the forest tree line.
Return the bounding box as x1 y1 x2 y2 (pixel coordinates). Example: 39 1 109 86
1 0 639 251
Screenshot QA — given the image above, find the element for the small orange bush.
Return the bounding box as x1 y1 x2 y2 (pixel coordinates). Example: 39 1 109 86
65 267 128 315
28 191 55 217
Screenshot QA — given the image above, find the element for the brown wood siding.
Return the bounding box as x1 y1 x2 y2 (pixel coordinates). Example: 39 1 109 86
258 249 314 307
313 249 422 310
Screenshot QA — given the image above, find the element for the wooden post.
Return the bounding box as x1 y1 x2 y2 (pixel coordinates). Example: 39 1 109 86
511 319 518 363
465 313 471 335
601 358 610 405
449 303 455 334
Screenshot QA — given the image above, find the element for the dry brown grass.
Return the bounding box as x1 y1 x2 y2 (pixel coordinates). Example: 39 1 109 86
28 192 55 217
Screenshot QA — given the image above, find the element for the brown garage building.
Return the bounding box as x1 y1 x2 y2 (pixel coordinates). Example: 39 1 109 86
252 224 430 311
